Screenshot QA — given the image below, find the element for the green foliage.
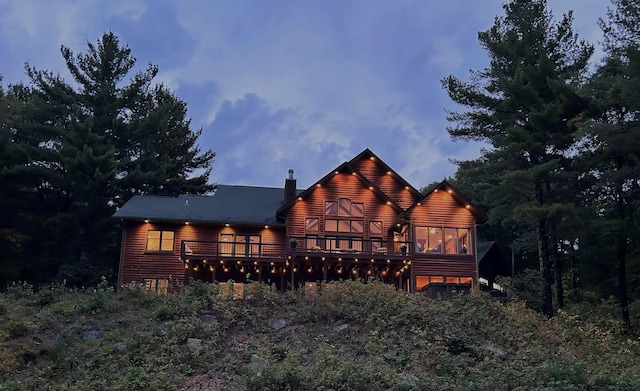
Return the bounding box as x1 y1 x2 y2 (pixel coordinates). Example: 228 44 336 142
153 303 179 321
1 31 215 287
0 281 639 390
443 0 594 318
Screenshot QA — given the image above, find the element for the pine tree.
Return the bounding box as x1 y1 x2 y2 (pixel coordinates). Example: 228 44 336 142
578 0 640 330
442 0 593 317
13 32 215 284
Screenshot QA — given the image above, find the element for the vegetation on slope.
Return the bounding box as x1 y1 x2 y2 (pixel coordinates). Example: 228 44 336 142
1 280 639 391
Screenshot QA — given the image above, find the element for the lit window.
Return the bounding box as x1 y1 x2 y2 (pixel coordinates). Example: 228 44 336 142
325 201 338 216
144 278 169 295
351 221 364 233
220 234 261 257
338 199 351 216
338 220 351 232
369 221 383 235
146 230 174 252
305 218 319 232
414 226 471 254
326 219 366 233
416 275 473 290
326 199 364 217
352 203 364 217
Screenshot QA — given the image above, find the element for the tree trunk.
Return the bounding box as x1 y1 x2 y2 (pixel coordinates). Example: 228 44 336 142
551 234 564 309
616 182 631 331
538 219 553 318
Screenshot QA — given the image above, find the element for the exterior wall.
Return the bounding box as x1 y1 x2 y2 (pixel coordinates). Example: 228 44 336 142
407 189 479 290
350 158 419 209
285 172 399 244
118 221 286 290
118 221 190 289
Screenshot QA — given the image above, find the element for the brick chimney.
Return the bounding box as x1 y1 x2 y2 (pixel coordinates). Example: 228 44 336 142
284 169 296 204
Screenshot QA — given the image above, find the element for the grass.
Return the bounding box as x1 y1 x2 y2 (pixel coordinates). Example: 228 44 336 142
0 279 639 390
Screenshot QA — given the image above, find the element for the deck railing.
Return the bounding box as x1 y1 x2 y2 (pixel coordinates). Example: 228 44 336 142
181 240 285 260
181 238 414 259
287 237 413 257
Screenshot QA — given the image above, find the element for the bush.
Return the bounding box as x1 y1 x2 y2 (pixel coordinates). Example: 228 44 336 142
3 319 29 339
154 303 178 321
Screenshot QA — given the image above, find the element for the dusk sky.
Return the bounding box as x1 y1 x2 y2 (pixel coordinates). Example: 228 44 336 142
0 0 611 190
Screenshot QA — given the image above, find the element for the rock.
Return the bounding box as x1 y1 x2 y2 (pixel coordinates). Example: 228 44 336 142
485 344 506 357
83 330 104 341
113 342 127 352
187 338 204 353
199 314 217 323
334 324 350 334
84 359 94 369
383 351 394 361
400 372 420 382
35 308 50 319
249 354 268 373
268 318 287 331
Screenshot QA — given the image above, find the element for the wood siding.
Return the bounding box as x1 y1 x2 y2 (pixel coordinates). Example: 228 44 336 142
119 221 285 290
118 152 484 293
286 172 398 243
408 189 479 287
350 158 419 209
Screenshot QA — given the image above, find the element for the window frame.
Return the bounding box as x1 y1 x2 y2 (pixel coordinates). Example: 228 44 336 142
145 230 175 252
414 226 472 255
219 233 262 257
144 278 169 295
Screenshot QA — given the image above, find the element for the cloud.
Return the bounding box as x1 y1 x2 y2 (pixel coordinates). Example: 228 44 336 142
0 0 610 191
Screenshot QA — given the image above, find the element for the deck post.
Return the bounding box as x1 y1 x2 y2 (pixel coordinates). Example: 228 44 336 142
410 260 415 293
290 261 295 290
280 266 285 292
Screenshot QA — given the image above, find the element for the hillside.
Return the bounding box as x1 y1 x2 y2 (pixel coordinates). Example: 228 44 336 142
1 280 639 391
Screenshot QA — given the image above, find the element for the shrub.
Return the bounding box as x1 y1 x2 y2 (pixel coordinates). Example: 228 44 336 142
35 289 55 307
3 319 29 339
0 380 24 391
154 303 178 321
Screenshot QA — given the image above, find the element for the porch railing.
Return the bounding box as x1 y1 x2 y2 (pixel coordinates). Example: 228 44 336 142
181 238 413 259
287 237 413 257
181 240 285 260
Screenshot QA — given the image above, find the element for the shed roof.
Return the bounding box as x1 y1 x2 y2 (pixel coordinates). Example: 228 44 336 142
113 185 298 226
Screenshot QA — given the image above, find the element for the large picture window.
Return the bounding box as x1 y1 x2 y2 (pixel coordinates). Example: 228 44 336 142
414 227 471 254
325 199 364 217
220 234 261 257
415 275 473 290
146 230 174 252
325 219 365 233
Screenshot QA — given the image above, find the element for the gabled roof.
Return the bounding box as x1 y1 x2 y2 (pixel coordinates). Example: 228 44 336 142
349 148 422 198
113 185 293 226
407 180 487 224
276 158 404 216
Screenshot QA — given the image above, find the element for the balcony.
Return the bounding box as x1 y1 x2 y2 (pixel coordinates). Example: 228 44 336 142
181 240 286 262
181 237 413 261
287 236 413 259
